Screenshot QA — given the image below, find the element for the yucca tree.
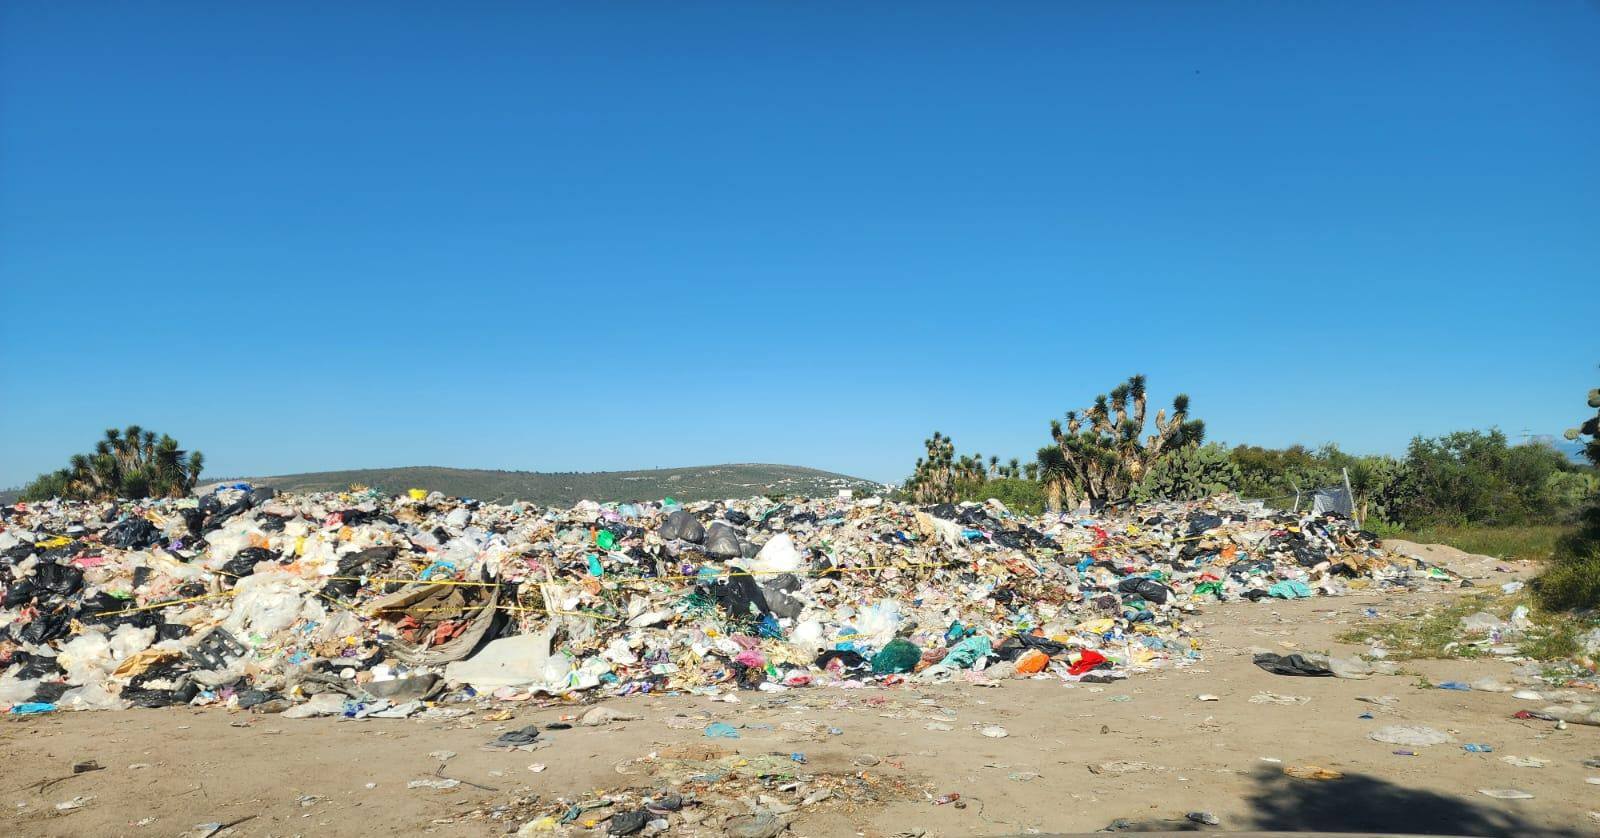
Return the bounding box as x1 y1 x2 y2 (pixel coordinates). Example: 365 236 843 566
1035 445 1070 510
44 426 206 500
906 431 959 503
1344 457 1399 525
1036 375 1205 511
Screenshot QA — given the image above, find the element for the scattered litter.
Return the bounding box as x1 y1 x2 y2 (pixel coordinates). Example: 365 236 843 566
704 722 740 739
1250 692 1310 705
484 726 543 751
1284 765 1343 781
1500 756 1547 768
1369 725 1453 747
1091 760 1156 775
407 778 461 790
580 706 640 726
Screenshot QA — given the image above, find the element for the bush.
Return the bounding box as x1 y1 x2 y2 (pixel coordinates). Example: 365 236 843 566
1390 429 1581 527
962 478 1046 515
1533 381 1600 611
1534 547 1600 611
19 470 71 502
1132 443 1240 502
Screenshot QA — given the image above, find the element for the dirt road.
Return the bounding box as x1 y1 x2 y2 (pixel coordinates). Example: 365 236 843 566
3 550 1594 837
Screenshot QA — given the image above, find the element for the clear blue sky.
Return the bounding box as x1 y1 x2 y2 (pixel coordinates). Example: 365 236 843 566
2 2 1596 487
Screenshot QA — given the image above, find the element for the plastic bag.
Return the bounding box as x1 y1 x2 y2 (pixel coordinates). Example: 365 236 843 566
852 600 903 647
57 629 115 685
703 524 742 559
1117 576 1170 604
658 510 705 543
0 674 42 704
106 518 162 549
943 635 993 669
749 533 802 574
58 682 129 711
225 576 324 640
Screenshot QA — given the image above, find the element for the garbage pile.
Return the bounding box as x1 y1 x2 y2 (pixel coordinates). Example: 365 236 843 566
0 487 1447 716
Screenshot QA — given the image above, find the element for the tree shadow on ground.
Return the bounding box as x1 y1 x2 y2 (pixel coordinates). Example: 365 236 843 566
1238 766 1582 836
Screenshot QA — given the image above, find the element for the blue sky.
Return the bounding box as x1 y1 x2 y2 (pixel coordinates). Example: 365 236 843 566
1 2 1596 487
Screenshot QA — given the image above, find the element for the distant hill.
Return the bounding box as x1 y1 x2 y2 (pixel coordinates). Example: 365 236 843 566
1529 434 1589 465
200 464 881 506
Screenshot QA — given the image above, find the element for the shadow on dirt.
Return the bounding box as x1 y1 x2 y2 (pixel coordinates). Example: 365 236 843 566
1235 766 1583 836
1083 767 1583 835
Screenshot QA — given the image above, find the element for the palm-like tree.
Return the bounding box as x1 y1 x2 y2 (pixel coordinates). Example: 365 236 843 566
47 427 206 500
1036 375 1205 511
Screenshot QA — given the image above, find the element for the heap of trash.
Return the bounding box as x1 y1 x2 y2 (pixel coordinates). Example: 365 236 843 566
1 487 1450 716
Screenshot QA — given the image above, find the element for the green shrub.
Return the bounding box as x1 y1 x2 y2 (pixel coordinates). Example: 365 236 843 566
1132 443 1240 502
962 478 1046 515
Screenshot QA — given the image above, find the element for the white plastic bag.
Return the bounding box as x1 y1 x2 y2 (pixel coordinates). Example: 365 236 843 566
749 533 802 574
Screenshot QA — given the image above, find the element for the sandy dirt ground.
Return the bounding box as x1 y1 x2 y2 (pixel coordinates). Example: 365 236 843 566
3 547 1596 837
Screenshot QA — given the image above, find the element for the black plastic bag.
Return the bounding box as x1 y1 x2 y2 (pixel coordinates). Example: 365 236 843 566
2 577 36 608
759 574 804 620
156 621 193 641
106 517 162 549
1252 652 1333 677
35 562 85 598
707 573 769 619
1117 576 1170 604
121 687 180 708
201 495 256 533
815 649 870 673
1017 633 1069 656
30 681 69 703
78 590 159 629
13 652 59 680
703 523 742 558
221 547 272 580
179 508 206 537
658 510 705 543
321 546 396 599
16 610 72 644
